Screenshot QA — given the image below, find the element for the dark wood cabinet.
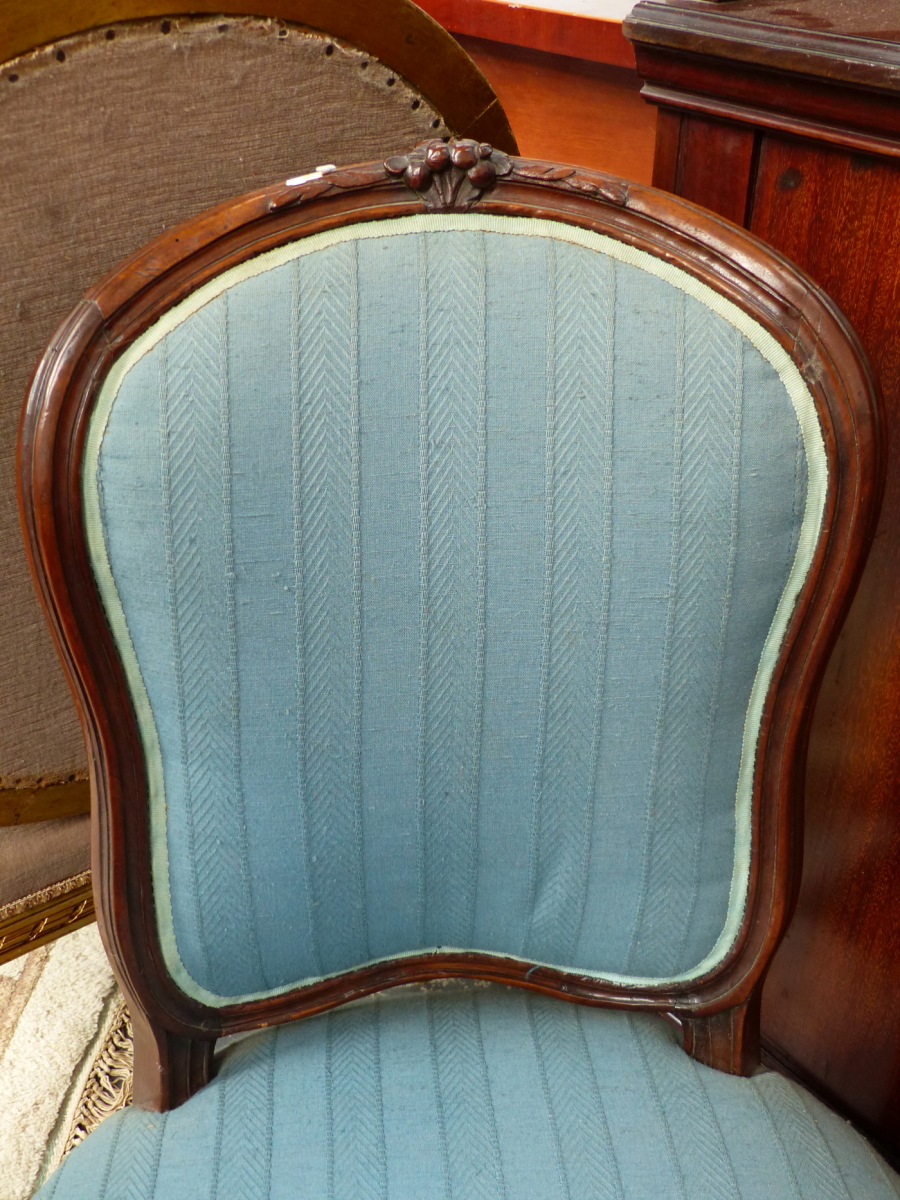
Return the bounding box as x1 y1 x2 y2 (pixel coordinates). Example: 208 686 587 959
625 0 900 1160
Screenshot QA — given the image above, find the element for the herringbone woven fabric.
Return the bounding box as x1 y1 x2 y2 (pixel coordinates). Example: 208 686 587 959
290 245 368 978
35 986 900 1200
417 231 488 951
157 302 263 996
522 240 616 968
87 217 815 1002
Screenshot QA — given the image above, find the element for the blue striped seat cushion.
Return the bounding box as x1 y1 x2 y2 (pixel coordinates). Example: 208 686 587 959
36 984 899 1200
84 214 825 1003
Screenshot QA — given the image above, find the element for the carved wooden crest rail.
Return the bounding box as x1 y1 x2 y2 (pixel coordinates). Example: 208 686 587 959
269 138 627 212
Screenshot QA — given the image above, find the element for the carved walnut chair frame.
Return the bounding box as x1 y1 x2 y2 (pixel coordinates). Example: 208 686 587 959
18 140 881 1112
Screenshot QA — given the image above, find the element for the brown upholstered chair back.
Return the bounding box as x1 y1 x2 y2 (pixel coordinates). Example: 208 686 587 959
1 10 512 793
0 4 514 959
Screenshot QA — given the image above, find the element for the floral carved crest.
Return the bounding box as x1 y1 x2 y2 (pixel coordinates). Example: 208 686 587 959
384 139 512 211
270 139 627 213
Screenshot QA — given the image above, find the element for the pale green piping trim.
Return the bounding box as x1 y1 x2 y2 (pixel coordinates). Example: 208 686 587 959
84 367 178 988
83 212 827 1005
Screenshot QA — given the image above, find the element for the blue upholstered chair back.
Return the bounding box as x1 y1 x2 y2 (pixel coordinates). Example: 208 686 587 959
84 214 824 1005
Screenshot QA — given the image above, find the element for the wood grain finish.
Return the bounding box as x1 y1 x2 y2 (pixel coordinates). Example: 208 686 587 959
627 0 900 1158
752 137 900 1159
130 1007 214 1112
457 35 657 183
674 115 756 226
416 0 636 69
682 991 762 1076
0 0 515 152
627 0 900 92
750 143 900 398
17 145 880 1108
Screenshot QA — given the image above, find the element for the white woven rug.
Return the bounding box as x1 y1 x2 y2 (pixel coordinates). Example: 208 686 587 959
0 925 132 1200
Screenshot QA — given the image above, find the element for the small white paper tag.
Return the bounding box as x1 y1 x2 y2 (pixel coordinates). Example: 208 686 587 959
285 164 337 187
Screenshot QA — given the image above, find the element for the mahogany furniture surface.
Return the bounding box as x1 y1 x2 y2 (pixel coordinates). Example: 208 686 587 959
625 0 900 1160
456 34 657 182
417 0 638 68
18 140 879 1109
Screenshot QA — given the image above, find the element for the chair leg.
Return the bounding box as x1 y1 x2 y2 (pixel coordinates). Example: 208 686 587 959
681 990 761 1076
131 1006 215 1111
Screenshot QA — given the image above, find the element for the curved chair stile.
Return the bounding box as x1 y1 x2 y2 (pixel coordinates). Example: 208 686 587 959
19 140 896 1200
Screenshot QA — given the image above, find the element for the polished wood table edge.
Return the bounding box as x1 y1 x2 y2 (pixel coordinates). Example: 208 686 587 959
418 0 636 69
625 1 900 93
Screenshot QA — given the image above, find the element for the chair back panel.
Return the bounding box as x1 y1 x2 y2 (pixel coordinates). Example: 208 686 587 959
84 215 822 1003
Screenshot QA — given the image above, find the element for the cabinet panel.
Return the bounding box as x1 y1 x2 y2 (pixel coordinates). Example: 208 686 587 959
751 137 900 398
750 133 900 1149
676 115 757 225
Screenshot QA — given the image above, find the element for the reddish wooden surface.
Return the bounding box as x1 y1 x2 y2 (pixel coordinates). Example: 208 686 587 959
19 141 879 1107
416 0 636 68
675 115 755 226
651 106 681 192
635 47 900 156
628 0 900 1159
458 35 657 183
627 0 900 92
751 135 900 1156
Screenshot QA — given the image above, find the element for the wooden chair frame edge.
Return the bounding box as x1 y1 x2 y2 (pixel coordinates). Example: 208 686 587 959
17 153 882 1107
